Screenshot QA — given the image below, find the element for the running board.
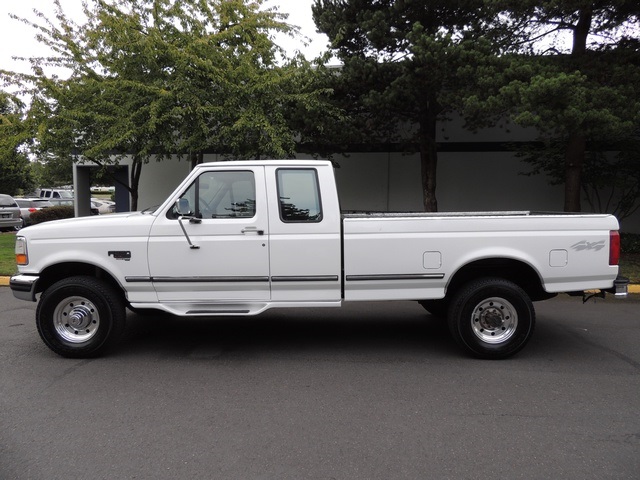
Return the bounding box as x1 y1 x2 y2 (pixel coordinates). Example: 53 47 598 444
129 300 343 317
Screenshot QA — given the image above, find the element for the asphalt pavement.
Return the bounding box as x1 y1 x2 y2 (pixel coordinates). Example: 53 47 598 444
1 287 639 479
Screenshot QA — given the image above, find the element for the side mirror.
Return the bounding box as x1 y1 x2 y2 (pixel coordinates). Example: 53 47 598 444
175 198 192 217
174 198 200 249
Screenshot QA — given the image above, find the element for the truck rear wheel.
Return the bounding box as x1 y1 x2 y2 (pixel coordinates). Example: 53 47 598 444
448 278 535 359
36 276 126 358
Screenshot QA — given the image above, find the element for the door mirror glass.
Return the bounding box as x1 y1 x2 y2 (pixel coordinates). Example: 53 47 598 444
175 198 192 216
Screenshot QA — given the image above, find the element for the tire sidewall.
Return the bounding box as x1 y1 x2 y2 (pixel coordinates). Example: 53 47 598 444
36 276 124 358
449 279 535 359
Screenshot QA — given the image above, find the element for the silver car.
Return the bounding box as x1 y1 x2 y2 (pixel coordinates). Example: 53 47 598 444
0 194 23 231
15 198 54 225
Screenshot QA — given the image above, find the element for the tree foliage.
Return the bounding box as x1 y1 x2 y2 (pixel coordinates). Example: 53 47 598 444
312 0 501 212
0 92 35 195
464 1 640 213
3 0 329 209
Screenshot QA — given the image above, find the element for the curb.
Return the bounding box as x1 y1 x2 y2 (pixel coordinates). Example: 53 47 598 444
1 276 639 293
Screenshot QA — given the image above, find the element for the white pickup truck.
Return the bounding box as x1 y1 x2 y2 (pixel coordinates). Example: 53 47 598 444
10 159 628 359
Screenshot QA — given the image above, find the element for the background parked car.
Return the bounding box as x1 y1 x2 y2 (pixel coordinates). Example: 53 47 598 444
47 198 100 215
91 198 116 214
0 194 23 231
38 188 74 199
15 198 54 226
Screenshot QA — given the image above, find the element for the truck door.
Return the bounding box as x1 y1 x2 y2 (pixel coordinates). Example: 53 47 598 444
265 166 342 302
147 166 270 302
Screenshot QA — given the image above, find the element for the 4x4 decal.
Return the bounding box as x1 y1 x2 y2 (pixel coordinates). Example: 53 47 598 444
571 240 605 252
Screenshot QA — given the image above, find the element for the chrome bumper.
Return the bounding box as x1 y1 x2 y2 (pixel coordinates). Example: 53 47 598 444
10 274 39 302
606 275 629 298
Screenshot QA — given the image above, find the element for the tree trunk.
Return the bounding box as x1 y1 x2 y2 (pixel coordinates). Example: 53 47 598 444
130 155 143 211
190 152 204 169
564 134 586 212
563 7 592 212
419 103 439 212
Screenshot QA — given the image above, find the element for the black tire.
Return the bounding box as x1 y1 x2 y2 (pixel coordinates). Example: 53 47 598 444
448 277 535 359
419 299 449 319
36 276 126 358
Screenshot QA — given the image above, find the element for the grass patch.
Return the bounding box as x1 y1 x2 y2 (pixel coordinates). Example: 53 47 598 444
620 254 640 284
0 232 17 277
620 233 640 283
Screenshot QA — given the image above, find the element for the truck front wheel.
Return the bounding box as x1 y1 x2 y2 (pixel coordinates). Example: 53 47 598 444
36 276 126 358
448 278 535 359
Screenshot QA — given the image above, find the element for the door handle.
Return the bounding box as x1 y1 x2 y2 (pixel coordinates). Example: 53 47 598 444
241 227 264 235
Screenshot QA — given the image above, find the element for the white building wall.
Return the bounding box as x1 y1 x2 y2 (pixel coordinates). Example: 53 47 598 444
327 152 564 212
135 157 191 211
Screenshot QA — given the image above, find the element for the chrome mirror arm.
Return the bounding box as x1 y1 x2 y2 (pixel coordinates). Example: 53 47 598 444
178 215 200 249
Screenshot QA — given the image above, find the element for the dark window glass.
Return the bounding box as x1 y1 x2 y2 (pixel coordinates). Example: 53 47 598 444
276 169 322 223
169 171 256 219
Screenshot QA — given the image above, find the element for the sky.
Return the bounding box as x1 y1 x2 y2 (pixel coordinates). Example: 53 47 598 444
0 0 330 75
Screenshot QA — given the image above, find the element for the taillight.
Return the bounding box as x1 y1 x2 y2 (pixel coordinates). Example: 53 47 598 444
609 231 620 266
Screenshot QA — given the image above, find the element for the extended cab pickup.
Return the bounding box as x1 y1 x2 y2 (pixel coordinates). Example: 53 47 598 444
10 160 628 359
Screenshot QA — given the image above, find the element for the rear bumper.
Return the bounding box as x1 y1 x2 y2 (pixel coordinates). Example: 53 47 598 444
10 274 39 302
605 275 629 297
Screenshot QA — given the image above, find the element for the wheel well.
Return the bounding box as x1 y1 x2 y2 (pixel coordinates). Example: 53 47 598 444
446 258 553 302
36 262 125 299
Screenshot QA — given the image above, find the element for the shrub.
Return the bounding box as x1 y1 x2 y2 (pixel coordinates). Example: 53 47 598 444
621 232 640 254
29 206 75 225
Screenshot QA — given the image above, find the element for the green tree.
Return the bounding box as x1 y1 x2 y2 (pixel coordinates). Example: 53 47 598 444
312 0 499 211
0 92 35 195
466 1 640 212
3 0 326 210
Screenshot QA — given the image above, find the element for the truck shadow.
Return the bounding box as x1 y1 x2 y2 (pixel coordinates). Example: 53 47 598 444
118 301 458 360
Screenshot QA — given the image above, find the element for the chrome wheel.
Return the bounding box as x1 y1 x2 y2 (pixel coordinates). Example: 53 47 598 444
53 296 100 343
37 276 126 358
448 277 535 359
471 297 518 344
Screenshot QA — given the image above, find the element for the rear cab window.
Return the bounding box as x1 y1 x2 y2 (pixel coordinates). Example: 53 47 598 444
276 169 323 223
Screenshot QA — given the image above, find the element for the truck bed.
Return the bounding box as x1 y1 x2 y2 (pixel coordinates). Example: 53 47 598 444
341 210 619 301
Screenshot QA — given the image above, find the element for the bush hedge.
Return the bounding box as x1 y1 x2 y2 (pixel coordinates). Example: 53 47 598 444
29 206 75 225
621 232 640 254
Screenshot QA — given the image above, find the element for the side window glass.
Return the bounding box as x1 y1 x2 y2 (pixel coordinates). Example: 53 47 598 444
276 169 322 223
168 171 256 219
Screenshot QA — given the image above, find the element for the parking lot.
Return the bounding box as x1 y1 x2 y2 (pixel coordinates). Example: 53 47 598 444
1 287 639 479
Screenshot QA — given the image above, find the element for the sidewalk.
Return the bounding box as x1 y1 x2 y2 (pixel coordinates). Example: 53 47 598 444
1 276 639 292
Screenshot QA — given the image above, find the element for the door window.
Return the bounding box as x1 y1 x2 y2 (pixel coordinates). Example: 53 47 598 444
169 171 256 219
